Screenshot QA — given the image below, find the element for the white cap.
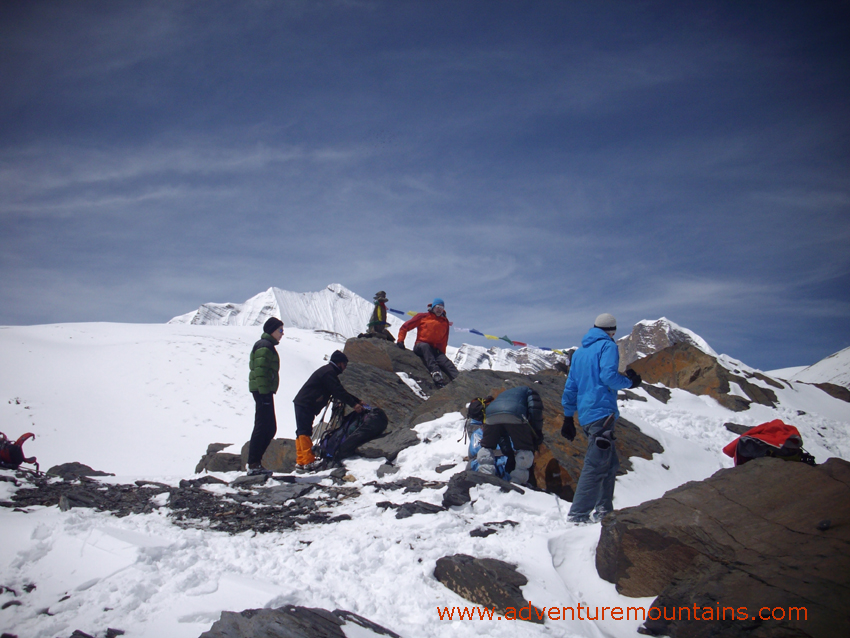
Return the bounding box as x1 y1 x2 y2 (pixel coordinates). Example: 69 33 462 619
594 313 617 330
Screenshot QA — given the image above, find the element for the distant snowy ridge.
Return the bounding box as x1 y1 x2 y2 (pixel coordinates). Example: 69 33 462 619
168 283 403 338
790 345 850 389
618 317 717 366
453 343 570 374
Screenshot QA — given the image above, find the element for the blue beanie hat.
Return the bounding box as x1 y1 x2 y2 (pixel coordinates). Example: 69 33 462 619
432 298 445 308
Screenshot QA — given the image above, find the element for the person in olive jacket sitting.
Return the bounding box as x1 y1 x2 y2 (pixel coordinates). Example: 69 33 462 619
293 350 363 471
246 317 285 476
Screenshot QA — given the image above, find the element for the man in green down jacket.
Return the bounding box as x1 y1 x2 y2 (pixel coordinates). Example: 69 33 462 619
246 317 284 476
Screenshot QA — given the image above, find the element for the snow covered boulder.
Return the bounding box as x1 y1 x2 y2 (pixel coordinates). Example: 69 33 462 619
595 457 850 638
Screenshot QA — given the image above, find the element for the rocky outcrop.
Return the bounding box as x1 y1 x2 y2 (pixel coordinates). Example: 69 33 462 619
595 457 850 638
199 604 401 638
434 554 544 623
195 443 241 473
629 342 779 411
618 318 717 367
4 471 358 535
210 337 663 499
442 470 525 508
45 463 115 479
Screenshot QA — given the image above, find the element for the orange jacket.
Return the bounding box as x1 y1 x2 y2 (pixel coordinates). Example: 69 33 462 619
397 311 450 353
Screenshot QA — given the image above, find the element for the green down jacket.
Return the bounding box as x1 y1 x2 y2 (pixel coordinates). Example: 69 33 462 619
248 333 280 394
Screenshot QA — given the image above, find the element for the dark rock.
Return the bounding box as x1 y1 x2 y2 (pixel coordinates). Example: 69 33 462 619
642 384 672 404
442 470 524 508
366 477 446 493
376 463 399 477
630 343 779 411
250 484 315 505
376 500 445 518
595 457 850 638
435 463 457 473
619 389 648 402
434 554 544 623
199 604 401 638
470 527 497 537
105 631 125 638
46 463 114 480
723 422 751 435
240 438 297 474
812 382 850 403
195 443 242 473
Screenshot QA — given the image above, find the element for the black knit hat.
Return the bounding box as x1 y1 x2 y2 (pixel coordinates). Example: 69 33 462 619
330 350 349 365
263 317 283 335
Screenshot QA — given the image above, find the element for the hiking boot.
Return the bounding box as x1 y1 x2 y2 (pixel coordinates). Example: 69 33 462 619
567 514 591 524
247 466 273 477
295 459 325 474
431 371 446 388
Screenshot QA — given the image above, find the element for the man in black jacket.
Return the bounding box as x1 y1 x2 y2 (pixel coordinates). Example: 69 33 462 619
293 350 363 471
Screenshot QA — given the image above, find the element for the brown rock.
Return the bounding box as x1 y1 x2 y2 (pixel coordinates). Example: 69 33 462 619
595 457 850 638
240 438 297 473
629 342 778 411
434 554 544 623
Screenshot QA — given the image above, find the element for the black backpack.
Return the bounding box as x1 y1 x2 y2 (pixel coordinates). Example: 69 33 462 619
317 407 388 463
0 432 38 473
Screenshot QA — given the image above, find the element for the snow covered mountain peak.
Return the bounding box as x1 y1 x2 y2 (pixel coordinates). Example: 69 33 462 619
618 317 717 366
168 284 403 338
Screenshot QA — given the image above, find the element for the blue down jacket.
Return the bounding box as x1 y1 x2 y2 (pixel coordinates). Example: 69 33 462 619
486 386 544 439
562 327 632 426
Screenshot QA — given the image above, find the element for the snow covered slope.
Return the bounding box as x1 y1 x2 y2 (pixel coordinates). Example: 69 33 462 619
790 345 850 389
453 343 569 374
1 321 849 638
169 283 403 339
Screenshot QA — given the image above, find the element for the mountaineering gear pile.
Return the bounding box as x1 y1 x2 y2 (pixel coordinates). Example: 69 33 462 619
317 407 388 464
561 327 632 426
0 432 38 472
722 419 816 466
248 332 281 395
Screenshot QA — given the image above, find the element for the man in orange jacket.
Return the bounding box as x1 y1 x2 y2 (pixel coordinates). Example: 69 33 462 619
396 298 459 388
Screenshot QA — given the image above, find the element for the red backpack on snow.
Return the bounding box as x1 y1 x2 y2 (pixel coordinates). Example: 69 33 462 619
722 420 815 467
0 432 39 473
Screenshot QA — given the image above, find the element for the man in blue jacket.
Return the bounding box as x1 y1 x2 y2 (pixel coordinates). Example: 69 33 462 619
475 385 544 485
561 313 641 523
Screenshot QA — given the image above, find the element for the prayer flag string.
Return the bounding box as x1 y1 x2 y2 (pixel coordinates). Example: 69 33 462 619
386 308 567 355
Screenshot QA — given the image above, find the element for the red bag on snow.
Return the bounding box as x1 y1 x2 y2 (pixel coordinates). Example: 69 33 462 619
0 431 38 472
722 419 815 467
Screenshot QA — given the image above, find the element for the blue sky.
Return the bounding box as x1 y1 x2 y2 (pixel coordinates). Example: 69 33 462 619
1 0 848 371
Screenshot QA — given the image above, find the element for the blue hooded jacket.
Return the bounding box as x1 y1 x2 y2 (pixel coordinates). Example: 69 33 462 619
562 327 631 426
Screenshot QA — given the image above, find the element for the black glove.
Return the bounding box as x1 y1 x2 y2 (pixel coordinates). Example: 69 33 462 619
396 341 405 350
626 369 642 389
560 415 576 441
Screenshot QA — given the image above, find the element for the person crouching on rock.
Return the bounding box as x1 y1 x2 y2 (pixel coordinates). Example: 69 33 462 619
293 350 363 472
246 318 285 476
396 298 459 388
475 386 544 486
